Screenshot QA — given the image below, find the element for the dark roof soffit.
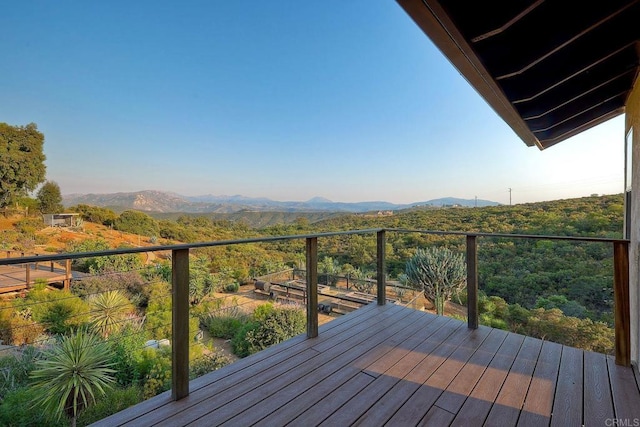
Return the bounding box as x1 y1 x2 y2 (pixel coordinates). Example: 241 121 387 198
396 0 640 150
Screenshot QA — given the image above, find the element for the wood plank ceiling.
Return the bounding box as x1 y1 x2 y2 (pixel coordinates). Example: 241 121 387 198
397 0 640 149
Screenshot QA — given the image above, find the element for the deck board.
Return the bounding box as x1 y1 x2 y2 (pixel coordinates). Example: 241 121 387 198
450 332 524 426
385 325 493 425
161 305 422 426
254 311 444 426
353 321 472 426
584 351 614 426
93 304 640 427
216 311 440 426
432 327 508 414
329 318 465 426
608 356 640 421
517 340 563 426
483 336 542 426
550 345 583 426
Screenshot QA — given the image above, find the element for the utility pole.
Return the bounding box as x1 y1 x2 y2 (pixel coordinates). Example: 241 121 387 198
508 188 512 206
474 196 477 208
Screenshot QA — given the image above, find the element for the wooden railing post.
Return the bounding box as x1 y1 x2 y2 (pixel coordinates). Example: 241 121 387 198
613 241 630 366
25 263 30 288
377 230 386 306
64 259 71 291
172 248 190 400
306 237 318 338
466 235 479 329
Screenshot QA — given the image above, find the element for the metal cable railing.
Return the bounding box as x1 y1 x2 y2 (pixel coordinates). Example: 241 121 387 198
0 228 631 405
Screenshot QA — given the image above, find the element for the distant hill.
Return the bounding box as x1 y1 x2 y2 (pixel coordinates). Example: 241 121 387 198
151 211 344 228
63 190 500 214
408 197 499 208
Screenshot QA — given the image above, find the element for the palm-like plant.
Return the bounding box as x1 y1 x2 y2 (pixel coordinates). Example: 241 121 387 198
89 290 134 338
30 329 116 427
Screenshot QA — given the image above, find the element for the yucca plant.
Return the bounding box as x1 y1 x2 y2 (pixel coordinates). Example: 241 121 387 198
30 329 116 427
89 290 134 338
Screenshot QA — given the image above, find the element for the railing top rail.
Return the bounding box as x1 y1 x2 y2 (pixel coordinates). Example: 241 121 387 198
0 228 384 265
387 228 629 244
0 227 627 266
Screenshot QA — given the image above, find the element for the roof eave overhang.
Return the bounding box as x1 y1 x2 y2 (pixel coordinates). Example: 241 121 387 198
397 0 544 149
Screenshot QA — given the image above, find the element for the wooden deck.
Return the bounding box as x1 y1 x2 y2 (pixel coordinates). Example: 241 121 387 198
94 303 640 426
0 263 70 293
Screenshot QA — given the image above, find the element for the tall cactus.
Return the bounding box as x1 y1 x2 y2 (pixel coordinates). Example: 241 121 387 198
405 247 466 315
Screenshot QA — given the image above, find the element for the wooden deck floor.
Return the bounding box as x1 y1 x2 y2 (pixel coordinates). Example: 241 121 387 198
0 264 69 293
95 303 640 426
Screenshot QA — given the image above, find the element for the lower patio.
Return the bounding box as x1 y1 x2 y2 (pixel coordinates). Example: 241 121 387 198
94 302 640 426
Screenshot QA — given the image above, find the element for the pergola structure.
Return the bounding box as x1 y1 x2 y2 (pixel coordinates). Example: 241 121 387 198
397 0 640 369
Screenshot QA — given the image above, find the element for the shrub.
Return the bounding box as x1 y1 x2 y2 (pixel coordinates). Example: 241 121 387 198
73 204 118 227
76 385 143 427
0 303 44 345
25 290 90 335
107 324 147 387
189 257 215 305
199 299 248 340
0 387 65 427
73 271 149 307
115 210 159 237
231 321 259 358
224 282 239 293
477 294 614 353
67 239 143 274
252 302 275 322
14 217 45 235
0 346 42 398
232 304 305 358
189 351 231 379
158 220 196 242
205 315 246 340
243 305 305 355
137 347 172 399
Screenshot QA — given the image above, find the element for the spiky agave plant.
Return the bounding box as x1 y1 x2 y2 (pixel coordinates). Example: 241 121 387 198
89 290 134 338
30 329 116 427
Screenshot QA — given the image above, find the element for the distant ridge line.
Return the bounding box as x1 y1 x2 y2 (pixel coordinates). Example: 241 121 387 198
62 190 500 214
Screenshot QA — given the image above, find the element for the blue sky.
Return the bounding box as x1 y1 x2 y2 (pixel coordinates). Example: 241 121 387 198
1 1 625 205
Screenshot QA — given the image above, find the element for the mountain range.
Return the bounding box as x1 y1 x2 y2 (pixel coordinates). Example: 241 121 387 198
62 190 500 213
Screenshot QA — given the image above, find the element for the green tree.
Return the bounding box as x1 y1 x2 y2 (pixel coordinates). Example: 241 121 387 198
67 239 143 274
73 204 118 227
0 123 46 207
115 210 159 237
405 247 466 315
319 256 340 286
37 181 64 213
29 329 116 427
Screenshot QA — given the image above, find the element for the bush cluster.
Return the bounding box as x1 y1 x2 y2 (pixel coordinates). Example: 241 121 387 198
478 293 613 354
203 302 305 358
